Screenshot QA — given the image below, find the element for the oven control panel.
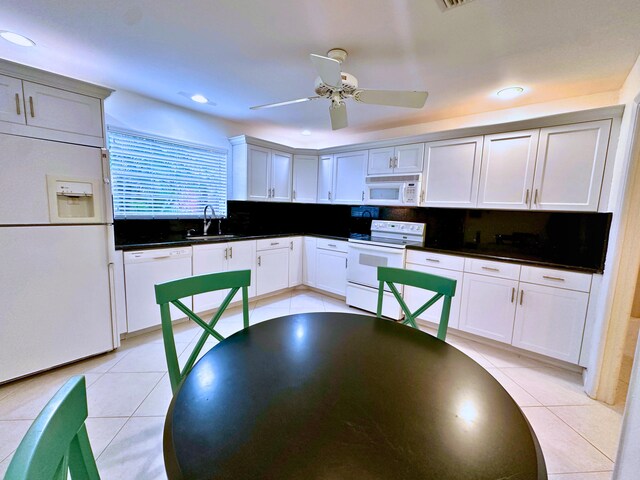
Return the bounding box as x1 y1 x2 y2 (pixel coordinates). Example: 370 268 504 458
371 221 426 242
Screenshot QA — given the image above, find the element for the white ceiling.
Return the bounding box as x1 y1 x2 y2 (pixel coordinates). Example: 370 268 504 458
2 0 640 140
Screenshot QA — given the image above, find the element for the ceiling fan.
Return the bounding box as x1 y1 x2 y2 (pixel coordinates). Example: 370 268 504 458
250 48 429 130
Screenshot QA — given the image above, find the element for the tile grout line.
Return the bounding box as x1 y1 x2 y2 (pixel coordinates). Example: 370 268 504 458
544 405 619 463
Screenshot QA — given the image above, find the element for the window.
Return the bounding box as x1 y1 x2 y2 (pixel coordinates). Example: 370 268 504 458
107 128 227 219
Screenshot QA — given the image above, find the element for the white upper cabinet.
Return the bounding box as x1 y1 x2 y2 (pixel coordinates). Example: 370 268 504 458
422 136 483 208
531 120 611 211
246 145 292 202
247 145 271 201
0 74 25 125
368 143 424 175
317 155 334 204
271 150 293 201
333 150 367 204
22 81 103 138
0 61 110 147
477 130 539 210
292 155 318 203
318 151 366 205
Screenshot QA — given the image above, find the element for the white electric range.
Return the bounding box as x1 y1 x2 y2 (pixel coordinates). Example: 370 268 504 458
346 220 426 320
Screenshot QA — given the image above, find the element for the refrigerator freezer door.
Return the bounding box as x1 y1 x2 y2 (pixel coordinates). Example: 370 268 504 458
0 225 115 383
0 133 106 225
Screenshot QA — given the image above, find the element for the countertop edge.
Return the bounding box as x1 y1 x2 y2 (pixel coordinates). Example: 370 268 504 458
116 234 601 274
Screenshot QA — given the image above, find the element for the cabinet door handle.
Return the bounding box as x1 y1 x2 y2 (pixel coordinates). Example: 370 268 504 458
258 255 261 266
534 189 538 205
328 191 332 201
481 266 500 272
270 242 279 246
224 248 228 260
519 290 524 305
15 93 21 115
328 243 337 248
393 156 398 168
389 157 393 168
345 258 348 268
542 275 565 282
29 96 35 117
293 189 296 200
511 287 515 303
525 189 530 205
229 247 233 259
425 258 440 263
361 190 364 201
290 241 293 251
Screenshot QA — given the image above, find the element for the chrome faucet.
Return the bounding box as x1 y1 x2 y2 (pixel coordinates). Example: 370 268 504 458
203 205 216 236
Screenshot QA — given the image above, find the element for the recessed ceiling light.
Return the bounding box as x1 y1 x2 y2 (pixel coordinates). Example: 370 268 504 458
0 31 35 47
190 94 208 104
496 86 525 99
301 129 311 136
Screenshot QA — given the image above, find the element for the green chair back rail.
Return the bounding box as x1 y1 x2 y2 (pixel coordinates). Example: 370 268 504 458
376 266 457 341
155 269 251 394
4 375 100 480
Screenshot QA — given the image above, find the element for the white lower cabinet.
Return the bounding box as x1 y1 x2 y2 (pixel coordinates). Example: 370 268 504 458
288 236 303 287
256 246 290 296
303 237 317 286
192 240 257 313
512 283 589 364
459 273 519 344
316 242 348 296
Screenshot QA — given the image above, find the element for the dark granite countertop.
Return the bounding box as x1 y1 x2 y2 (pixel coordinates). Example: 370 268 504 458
117 233 600 274
406 245 601 274
116 232 348 251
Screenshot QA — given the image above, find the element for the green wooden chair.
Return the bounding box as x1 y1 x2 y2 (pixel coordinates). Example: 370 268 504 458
155 269 251 394
4 375 100 480
377 266 457 341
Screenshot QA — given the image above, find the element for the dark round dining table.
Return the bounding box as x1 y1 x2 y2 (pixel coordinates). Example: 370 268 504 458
164 312 546 479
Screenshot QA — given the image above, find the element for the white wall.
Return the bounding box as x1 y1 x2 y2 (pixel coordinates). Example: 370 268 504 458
104 89 244 150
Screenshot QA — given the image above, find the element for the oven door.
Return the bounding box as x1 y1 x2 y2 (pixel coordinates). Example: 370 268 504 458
347 242 406 290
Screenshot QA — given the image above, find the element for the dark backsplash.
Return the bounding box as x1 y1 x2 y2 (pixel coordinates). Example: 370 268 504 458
115 200 612 272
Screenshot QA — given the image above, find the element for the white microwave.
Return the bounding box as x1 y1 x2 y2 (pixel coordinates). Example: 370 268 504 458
365 175 421 206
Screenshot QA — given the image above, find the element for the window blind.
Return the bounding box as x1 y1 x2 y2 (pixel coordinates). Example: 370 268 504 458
107 128 227 219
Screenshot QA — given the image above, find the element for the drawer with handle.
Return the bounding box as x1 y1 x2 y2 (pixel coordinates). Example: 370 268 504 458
464 258 521 280
520 266 592 292
405 250 464 271
256 237 289 251
316 238 348 253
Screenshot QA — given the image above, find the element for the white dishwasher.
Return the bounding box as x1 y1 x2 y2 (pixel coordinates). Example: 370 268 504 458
124 247 193 333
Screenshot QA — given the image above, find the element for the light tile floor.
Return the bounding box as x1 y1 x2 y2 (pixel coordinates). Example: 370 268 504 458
0 289 625 479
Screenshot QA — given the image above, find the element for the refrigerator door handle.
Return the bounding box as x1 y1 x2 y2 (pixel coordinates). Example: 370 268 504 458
107 261 120 348
101 149 114 223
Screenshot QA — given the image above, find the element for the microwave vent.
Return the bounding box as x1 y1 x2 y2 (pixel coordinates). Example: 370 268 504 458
366 174 420 183
436 0 475 11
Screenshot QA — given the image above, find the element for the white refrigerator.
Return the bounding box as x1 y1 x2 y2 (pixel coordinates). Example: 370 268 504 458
0 133 117 383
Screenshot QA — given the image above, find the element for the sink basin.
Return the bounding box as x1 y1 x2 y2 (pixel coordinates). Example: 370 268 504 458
187 234 237 240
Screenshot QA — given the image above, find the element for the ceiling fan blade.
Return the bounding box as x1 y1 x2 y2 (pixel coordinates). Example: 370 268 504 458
329 102 348 130
250 96 321 110
354 89 428 108
310 54 343 88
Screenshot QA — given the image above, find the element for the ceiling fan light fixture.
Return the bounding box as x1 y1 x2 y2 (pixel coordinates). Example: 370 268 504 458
0 31 35 47
496 86 525 99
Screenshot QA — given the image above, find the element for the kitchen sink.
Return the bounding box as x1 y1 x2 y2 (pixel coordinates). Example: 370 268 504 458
187 234 237 240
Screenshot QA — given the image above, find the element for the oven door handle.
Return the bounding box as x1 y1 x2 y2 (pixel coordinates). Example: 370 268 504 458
348 244 405 255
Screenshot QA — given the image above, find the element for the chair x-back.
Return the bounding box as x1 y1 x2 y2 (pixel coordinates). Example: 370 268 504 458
155 269 251 393
377 266 457 340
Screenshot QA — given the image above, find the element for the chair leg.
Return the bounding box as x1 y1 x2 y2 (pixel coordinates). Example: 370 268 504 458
242 285 249 329
376 281 384 318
